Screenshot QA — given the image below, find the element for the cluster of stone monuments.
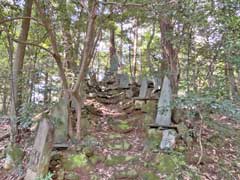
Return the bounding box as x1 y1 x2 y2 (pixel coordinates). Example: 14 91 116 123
24 67 176 179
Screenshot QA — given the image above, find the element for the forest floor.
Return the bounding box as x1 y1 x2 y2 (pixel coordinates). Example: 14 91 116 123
0 96 240 179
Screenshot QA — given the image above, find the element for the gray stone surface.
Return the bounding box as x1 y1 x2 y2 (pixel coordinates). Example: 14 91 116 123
25 119 54 180
110 54 119 73
160 129 176 150
138 78 148 98
152 77 161 92
155 76 172 126
51 99 68 144
119 74 129 89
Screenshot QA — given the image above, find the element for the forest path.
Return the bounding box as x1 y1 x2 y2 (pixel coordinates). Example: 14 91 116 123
82 98 156 179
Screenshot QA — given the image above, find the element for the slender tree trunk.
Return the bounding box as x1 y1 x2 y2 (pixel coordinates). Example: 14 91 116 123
59 0 77 138
109 26 117 72
147 22 156 75
72 0 97 140
120 14 123 68
2 85 8 115
43 71 49 105
227 62 239 99
238 66 240 88
224 61 230 97
159 17 179 96
59 0 76 73
128 45 134 82
186 28 192 93
132 19 138 81
12 0 33 114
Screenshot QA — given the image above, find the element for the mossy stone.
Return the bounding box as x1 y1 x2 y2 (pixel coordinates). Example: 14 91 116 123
63 153 87 170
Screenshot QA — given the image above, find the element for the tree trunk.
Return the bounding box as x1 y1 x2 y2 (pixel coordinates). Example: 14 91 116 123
128 45 133 82
132 19 138 82
109 26 117 73
224 62 230 97
186 27 192 93
12 0 33 114
147 22 156 75
43 71 49 105
72 0 97 140
227 62 239 99
2 85 8 115
159 17 179 96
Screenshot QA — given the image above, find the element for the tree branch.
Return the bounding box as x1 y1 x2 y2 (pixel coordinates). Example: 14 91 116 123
0 16 44 26
99 1 147 8
11 37 54 56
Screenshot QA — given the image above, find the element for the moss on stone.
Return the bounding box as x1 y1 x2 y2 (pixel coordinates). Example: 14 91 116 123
63 153 87 170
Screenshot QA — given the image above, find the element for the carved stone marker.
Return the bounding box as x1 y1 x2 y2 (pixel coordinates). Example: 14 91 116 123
152 77 161 92
138 78 148 99
25 119 54 180
160 129 176 150
154 76 176 150
155 76 172 126
51 99 68 144
119 74 129 89
110 54 119 73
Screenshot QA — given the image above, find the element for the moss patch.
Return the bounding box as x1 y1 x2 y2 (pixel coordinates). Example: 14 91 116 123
141 172 159 180
89 154 105 165
63 153 87 170
114 169 138 179
3 144 24 169
107 140 131 151
105 155 135 166
154 152 186 175
108 133 123 139
144 129 162 150
109 119 133 133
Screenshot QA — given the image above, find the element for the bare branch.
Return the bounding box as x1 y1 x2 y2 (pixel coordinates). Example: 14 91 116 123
0 16 44 26
11 37 54 56
99 1 147 8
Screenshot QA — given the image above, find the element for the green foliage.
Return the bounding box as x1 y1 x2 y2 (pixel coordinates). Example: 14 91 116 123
174 94 240 121
62 154 88 170
18 103 37 128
